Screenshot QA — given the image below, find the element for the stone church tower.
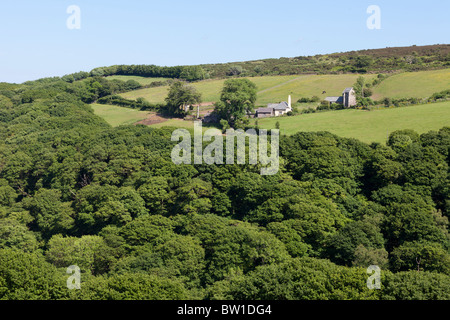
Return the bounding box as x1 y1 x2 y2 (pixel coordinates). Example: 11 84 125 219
343 87 357 108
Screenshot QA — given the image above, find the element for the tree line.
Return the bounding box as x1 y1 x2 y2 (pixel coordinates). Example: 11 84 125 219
90 64 207 81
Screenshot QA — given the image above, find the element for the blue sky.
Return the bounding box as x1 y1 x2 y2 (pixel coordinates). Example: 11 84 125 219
0 0 449 83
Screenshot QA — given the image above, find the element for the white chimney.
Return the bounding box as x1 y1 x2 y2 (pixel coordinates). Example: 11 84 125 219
288 95 292 110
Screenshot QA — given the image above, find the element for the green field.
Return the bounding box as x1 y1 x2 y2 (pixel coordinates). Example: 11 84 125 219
253 101 450 144
121 86 170 104
117 69 450 105
120 74 377 105
91 100 450 144
255 74 377 105
119 75 302 104
101 70 450 143
147 118 197 130
372 69 450 100
90 103 214 131
90 103 151 127
106 75 170 86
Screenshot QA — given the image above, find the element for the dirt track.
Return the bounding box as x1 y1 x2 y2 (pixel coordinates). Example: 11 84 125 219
135 102 215 126
135 113 168 125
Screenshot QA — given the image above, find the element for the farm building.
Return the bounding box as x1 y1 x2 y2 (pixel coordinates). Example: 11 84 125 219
325 87 357 108
268 101 291 116
343 87 357 107
324 96 343 104
256 95 292 118
255 107 275 118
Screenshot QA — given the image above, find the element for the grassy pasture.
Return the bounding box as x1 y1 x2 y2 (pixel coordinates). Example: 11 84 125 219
99 70 450 144
256 74 377 105
90 103 213 131
120 86 170 104
253 101 450 144
116 69 450 106
91 100 449 145
106 75 170 86
90 103 151 127
119 75 302 104
119 74 376 105
371 69 450 100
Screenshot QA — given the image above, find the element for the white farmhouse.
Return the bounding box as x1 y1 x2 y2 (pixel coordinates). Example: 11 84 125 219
256 95 292 118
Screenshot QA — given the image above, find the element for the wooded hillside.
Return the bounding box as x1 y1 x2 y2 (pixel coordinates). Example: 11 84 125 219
0 74 449 300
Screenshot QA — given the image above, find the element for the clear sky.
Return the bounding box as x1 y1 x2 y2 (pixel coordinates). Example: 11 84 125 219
0 0 449 83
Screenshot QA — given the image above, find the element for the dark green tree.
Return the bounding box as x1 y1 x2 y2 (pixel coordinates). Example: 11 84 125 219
165 81 202 117
0 249 68 300
214 78 257 127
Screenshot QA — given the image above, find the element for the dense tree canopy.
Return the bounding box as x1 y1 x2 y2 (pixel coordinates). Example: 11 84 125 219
0 76 449 300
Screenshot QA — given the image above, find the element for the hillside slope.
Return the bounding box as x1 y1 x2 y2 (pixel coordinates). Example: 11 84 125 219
118 68 450 105
372 69 450 100
80 44 450 82
119 74 378 105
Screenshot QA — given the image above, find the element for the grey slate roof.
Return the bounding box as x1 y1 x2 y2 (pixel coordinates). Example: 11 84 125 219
257 108 274 114
325 96 343 104
343 87 354 93
267 101 289 110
